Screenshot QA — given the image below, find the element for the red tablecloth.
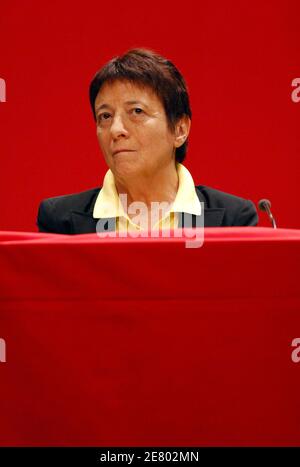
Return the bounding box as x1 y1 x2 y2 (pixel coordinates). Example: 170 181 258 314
0 228 300 446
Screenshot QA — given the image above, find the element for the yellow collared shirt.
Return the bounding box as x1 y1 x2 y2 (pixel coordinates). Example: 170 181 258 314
93 163 201 232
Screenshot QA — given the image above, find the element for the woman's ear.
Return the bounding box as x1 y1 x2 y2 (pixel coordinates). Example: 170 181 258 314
174 116 191 148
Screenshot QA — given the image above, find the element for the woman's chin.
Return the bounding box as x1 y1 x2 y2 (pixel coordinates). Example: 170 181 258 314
113 160 142 179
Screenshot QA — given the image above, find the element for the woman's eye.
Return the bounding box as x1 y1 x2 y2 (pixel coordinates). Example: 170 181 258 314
98 112 111 122
133 108 143 114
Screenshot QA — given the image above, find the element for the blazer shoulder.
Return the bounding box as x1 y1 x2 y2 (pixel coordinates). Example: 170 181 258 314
37 187 101 233
195 184 258 226
195 184 249 208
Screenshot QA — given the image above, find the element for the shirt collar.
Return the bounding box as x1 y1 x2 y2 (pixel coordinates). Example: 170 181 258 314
171 163 201 215
93 162 201 219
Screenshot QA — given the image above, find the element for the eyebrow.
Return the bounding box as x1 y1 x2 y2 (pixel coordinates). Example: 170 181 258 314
95 100 150 113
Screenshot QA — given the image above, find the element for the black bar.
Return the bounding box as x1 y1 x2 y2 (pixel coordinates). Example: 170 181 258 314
0 447 298 466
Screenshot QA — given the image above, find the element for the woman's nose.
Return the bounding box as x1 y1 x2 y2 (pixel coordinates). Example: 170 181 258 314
110 114 129 139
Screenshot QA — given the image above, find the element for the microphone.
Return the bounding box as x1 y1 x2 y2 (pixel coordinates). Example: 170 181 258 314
258 199 277 229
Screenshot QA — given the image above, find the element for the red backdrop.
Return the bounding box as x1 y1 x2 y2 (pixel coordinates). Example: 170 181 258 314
0 0 299 231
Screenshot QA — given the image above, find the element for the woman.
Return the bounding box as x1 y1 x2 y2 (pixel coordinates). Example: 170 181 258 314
37 48 258 234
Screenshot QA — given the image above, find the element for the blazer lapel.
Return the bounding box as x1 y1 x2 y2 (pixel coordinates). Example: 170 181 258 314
71 211 116 234
177 209 225 228
194 188 225 227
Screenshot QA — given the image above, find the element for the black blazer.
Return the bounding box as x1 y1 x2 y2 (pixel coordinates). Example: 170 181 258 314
36 185 258 234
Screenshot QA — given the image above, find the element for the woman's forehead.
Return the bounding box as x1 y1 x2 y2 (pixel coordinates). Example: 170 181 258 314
95 79 162 107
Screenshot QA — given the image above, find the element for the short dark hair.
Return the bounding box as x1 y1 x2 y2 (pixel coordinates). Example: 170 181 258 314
89 48 192 163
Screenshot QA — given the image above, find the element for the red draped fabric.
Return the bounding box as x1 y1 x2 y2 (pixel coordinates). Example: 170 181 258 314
0 228 300 446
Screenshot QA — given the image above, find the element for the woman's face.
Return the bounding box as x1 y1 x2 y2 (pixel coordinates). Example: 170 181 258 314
94 80 179 181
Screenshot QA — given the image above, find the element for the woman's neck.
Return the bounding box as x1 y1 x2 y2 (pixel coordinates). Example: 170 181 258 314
114 161 179 213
